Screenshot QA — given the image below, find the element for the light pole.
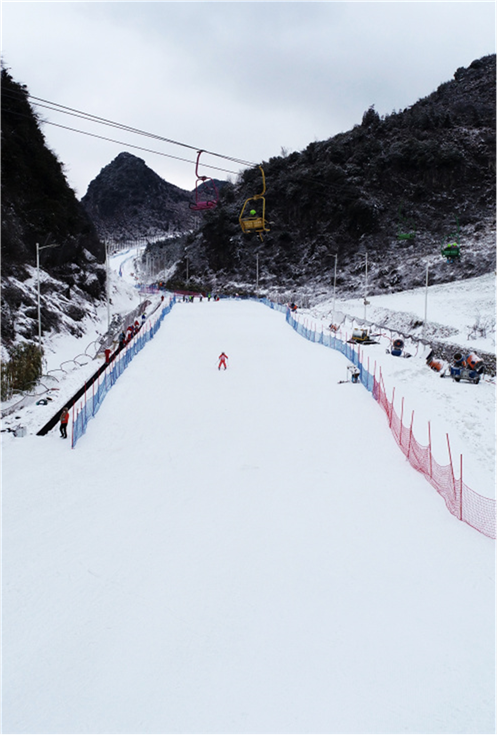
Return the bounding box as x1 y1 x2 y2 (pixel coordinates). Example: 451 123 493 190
36 240 61 348
105 239 111 330
331 253 338 323
256 253 259 298
363 252 369 321
423 263 429 339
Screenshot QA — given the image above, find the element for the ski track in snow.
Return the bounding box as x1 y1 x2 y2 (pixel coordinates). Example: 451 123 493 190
2 298 495 735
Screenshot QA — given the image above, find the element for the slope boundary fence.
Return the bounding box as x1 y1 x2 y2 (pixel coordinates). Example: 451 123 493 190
71 297 175 448
259 298 495 539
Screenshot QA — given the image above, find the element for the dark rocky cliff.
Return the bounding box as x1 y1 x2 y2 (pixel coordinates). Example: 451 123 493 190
1 67 106 349
81 152 197 241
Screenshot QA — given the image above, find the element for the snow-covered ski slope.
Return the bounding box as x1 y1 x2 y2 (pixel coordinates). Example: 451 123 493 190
3 299 495 734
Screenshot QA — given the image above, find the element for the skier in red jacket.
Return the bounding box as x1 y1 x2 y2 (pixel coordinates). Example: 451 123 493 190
60 407 70 438
218 352 228 370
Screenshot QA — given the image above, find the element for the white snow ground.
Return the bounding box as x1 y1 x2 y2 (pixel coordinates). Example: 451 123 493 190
1 257 495 734
315 271 496 357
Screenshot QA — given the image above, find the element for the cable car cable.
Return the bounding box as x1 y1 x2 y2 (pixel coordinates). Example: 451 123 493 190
2 87 256 167
2 106 241 176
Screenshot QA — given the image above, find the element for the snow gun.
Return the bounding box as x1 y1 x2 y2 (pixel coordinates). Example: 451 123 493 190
448 352 484 384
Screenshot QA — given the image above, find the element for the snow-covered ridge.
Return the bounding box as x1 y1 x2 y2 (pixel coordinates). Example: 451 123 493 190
307 272 495 365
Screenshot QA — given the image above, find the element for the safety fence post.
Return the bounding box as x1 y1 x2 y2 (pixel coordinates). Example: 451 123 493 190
428 421 433 479
400 397 405 447
389 387 395 428
459 454 463 521
446 433 456 502
407 411 414 460
71 404 75 448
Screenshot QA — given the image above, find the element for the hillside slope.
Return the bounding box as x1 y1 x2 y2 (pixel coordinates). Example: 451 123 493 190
1 67 106 350
156 54 495 298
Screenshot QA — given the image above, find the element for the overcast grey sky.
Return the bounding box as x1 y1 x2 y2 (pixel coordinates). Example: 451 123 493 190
1 2 495 198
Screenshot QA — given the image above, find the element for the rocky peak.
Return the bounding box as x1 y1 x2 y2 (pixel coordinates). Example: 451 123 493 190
81 152 197 241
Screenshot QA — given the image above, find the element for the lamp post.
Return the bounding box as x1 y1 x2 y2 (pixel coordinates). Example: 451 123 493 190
36 240 61 348
363 252 369 321
256 253 259 298
105 239 111 330
423 263 429 339
331 253 338 323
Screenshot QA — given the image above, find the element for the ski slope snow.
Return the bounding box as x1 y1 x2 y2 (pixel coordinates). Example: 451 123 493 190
302 272 496 498
2 298 495 734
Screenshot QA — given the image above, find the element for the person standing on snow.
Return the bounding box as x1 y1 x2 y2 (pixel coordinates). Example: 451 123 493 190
218 352 228 370
60 407 70 438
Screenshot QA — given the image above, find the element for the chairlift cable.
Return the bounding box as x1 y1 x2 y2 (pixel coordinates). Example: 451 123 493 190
42 120 242 175
2 87 256 167
2 107 241 176
29 91 252 165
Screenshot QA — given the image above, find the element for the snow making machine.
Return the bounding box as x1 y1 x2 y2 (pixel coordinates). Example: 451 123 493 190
386 338 411 358
448 351 484 384
338 365 361 384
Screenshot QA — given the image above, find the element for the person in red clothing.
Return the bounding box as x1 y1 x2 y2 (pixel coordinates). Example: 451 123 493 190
60 407 70 438
218 352 228 370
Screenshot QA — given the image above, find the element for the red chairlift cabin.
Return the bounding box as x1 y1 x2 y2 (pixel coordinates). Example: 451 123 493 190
189 150 219 212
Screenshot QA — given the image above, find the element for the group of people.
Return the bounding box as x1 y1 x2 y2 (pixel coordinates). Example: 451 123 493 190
118 314 147 349
181 293 220 303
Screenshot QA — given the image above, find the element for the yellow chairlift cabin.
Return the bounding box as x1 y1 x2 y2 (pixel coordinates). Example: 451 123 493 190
239 166 270 241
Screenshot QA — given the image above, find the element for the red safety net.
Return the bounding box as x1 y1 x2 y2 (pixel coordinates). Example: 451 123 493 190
374 376 495 539
266 302 495 539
